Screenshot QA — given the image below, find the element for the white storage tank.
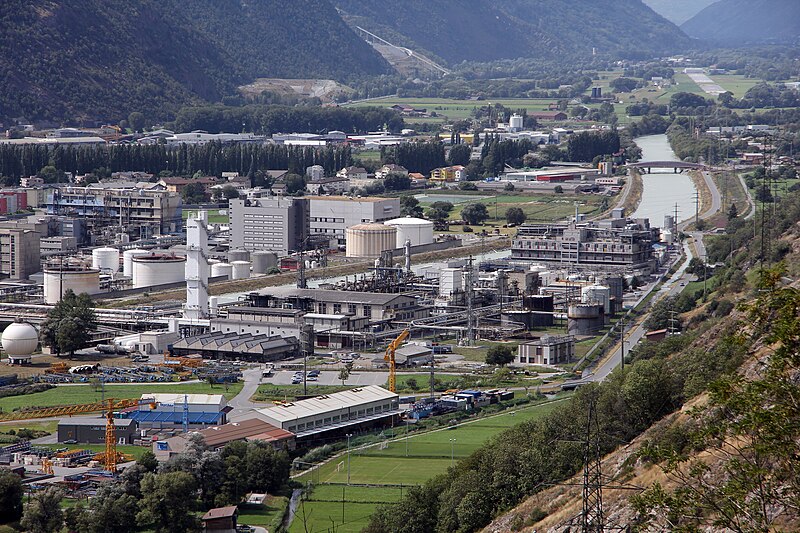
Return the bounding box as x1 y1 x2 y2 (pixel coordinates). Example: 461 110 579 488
211 262 233 280
2 319 38 364
228 249 250 263
92 247 120 272
231 260 251 280
346 223 397 258
43 266 101 304
122 249 149 278
384 216 434 248
581 285 611 315
131 254 186 289
251 251 278 274
509 113 524 130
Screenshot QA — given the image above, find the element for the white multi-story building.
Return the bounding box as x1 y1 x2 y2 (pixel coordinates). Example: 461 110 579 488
228 197 309 254
308 196 400 246
517 335 575 366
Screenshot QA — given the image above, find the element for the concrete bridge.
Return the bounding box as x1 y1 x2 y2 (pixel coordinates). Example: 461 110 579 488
626 161 708 173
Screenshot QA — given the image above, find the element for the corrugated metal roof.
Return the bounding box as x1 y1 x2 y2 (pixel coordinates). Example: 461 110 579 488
257 385 397 423
144 393 226 406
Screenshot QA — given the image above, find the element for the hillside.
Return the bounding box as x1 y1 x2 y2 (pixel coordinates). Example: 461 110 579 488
335 0 691 65
643 0 718 25
0 0 390 124
681 0 800 44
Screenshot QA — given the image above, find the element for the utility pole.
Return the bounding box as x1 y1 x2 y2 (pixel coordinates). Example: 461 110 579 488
693 190 700 225
619 318 625 371
581 396 604 532
346 433 353 485
465 256 475 346
449 438 456 466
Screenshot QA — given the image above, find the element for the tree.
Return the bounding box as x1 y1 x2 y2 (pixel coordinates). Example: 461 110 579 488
39 290 97 356
485 345 514 366
338 363 352 386
554 185 564 194
384 172 411 191
505 207 526 225
181 182 207 204
0 468 23 523
246 442 290 494
127 112 145 132
284 173 306 195
81 483 139 533
37 165 64 184
461 203 489 225
504 182 515 191
727 202 738 220
137 471 198 533
400 195 423 217
221 185 240 200
21 487 63 533
610 77 638 93
448 144 472 166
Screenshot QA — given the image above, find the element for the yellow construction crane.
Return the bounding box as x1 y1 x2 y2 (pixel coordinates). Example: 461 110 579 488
0 397 156 472
384 329 409 393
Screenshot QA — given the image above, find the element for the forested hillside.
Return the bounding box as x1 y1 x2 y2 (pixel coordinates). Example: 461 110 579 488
0 0 390 124
643 0 718 25
335 0 691 65
682 0 800 44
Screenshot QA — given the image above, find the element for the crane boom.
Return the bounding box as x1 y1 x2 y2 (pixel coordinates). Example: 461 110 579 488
0 397 156 472
384 329 410 393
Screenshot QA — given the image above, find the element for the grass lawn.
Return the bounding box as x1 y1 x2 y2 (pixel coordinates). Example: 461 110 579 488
713 74 767 98
40 443 150 460
182 209 228 224
291 500 379 533
0 382 243 413
237 496 289 531
253 384 352 402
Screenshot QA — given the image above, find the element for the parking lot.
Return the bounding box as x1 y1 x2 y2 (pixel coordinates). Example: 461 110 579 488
264 370 389 387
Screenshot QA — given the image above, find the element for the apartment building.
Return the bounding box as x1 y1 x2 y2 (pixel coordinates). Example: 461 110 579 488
228 197 309 254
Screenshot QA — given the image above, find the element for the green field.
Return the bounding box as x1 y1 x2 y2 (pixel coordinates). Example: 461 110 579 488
40 443 150 460
291 398 565 532
0 382 243 413
182 209 228 224
237 497 289 531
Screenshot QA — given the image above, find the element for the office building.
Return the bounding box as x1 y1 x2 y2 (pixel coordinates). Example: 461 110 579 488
517 335 575 366
229 197 309 254
0 228 40 279
307 196 400 246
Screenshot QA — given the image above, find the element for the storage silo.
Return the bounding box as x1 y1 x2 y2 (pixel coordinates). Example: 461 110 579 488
251 251 278 274
43 266 101 304
346 223 397 258
581 285 611 315
228 249 250 263
122 249 149 278
509 113 524 131
131 254 186 288
231 260 251 280
211 262 233 280
567 303 604 335
92 247 120 272
384 216 434 248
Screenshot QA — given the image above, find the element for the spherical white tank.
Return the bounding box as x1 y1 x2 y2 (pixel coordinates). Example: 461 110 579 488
211 262 233 280
581 285 611 314
43 267 101 304
231 260 251 280
384 216 434 249
346 223 397 258
92 247 120 272
131 254 186 288
2 320 38 362
122 249 149 278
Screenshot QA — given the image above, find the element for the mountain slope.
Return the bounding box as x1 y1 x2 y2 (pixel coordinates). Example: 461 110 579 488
643 0 718 25
335 0 690 65
0 0 390 123
681 0 800 44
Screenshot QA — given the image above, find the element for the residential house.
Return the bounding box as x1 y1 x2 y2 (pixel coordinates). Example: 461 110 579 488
336 166 368 181
306 176 350 195
430 165 466 183
375 164 408 180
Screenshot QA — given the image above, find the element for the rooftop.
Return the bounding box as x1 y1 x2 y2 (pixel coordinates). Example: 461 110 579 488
307 195 392 203
253 287 415 306
143 393 226 406
256 385 397 424
202 506 238 520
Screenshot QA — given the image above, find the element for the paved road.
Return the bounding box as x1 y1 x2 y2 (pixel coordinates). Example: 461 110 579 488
227 366 267 420
700 171 722 219
737 171 756 220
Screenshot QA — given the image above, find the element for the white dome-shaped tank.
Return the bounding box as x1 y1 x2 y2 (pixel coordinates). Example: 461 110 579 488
2 320 38 363
231 260 251 280
384 216 434 248
346 223 397 258
92 247 120 273
122 249 149 278
211 262 233 280
43 266 101 304
581 285 611 315
228 249 250 263
251 251 278 274
131 254 186 288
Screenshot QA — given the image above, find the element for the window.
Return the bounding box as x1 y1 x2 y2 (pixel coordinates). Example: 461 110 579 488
348 304 356 314
333 303 341 314
363 305 372 318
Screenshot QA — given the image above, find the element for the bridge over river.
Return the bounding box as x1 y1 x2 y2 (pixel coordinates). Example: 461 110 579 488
627 161 708 173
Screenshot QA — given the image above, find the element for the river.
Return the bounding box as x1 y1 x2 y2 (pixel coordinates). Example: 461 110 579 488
632 134 697 226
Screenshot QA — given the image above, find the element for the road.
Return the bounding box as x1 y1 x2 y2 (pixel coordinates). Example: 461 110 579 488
737 172 756 220
700 171 722 219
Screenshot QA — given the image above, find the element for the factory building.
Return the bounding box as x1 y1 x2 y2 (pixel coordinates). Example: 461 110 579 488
228 197 309 255
45 184 182 237
58 417 137 444
517 335 575 366
255 385 400 442
307 196 400 246
0 227 40 279
511 218 657 271
125 393 229 429
245 287 428 322
170 332 299 362
153 417 295 461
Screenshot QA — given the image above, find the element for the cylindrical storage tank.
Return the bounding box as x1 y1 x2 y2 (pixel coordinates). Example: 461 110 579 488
43 267 101 304
2 320 38 363
231 260 251 280
523 294 554 327
581 285 611 315
92 247 120 273
228 249 250 263
384 216 434 248
346 223 397 259
602 276 625 303
567 303 604 335
131 254 186 289
122 249 149 278
509 113 523 130
251 251 278 274
211 262 233 280
501 311 532 330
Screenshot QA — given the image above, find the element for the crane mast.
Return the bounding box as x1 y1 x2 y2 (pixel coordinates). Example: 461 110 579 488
384 329 410 393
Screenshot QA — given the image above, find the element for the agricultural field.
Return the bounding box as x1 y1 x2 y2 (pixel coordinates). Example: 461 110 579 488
291 398 565 532
0 382 242 413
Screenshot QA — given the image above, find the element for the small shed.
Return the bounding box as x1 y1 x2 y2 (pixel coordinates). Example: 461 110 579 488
202 505 238 533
